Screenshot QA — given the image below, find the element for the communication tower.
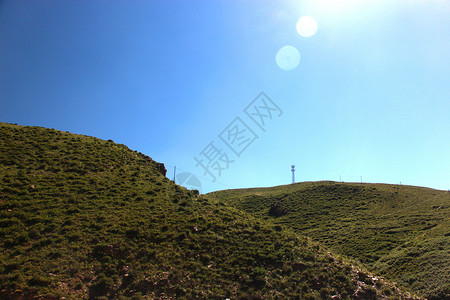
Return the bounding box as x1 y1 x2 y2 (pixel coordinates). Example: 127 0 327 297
291 165 295 184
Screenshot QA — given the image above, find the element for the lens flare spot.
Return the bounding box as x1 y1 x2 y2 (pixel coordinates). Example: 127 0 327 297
276 46 301 71
296 16 318 37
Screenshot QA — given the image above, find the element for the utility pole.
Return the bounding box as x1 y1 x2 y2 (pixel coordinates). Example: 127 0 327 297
173 166 176 183
291 165 295 184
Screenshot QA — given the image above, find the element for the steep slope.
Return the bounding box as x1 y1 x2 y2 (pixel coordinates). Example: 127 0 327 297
0 123 416 299
209 182 450 299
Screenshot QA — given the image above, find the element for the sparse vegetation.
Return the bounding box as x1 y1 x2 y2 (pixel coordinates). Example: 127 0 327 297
0 122 424 299
209 181 449 299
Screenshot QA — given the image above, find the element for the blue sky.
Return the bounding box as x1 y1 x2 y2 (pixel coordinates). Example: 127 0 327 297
1 0 449 193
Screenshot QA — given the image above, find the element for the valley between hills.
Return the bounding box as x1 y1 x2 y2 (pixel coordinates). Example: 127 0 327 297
0 122 448 299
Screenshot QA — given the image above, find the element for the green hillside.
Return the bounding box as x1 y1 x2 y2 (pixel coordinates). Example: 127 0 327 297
0 122 418 299
209 181 450 299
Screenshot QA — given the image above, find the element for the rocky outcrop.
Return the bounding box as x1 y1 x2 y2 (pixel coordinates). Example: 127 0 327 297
155 162 167 176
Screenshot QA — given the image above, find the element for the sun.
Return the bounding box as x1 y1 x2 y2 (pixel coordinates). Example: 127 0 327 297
301 0 362 18
317 0 357 11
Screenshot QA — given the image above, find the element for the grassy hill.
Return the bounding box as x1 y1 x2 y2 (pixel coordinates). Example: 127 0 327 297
208 181 450 299
0 122 418 299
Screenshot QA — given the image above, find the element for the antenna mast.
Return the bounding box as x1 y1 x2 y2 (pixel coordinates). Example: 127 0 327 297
291 165 295 184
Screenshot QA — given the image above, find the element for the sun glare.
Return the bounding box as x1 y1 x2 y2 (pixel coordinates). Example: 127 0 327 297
276 46 301 70
318 0 357 11
300 0 363 19
296 16 318 37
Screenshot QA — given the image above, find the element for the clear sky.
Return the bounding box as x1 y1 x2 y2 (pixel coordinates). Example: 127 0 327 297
1 0 449 193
